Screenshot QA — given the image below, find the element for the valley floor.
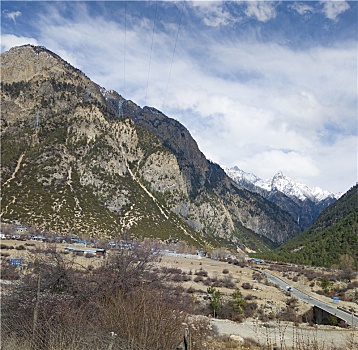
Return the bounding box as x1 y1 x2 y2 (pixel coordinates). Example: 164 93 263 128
2 239 357 349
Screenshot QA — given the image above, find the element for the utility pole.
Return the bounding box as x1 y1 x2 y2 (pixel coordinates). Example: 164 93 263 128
34 111 40 128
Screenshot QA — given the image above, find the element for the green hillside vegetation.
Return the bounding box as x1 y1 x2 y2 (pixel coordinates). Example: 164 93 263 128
255 185 358 267
234 226 278 253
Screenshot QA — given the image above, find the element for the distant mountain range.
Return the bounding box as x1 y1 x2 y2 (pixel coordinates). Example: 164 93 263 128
223 166 338 231
1 45 304 250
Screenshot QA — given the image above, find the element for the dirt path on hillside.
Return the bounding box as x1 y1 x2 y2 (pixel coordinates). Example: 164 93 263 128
3 153 25 186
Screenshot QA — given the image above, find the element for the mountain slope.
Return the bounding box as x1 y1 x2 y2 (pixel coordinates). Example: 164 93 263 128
224 166 337 231
104 93 302 244
1 45 301 247
259 185 358 267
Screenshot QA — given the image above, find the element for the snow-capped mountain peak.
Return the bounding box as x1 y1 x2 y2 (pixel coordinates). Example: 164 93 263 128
269 171 338 201
224 166 337 202
223 166 339 231
227 166 261 184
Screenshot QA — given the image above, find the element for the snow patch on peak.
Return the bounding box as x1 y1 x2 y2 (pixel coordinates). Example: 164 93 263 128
222 166 261 184
224 166 337 202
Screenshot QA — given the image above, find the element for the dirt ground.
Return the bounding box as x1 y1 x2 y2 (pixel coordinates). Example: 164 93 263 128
211 318 358 348
158 254 311 312
159 254 358 312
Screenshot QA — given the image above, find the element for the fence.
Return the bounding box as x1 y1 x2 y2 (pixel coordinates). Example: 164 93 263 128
1 322 191 350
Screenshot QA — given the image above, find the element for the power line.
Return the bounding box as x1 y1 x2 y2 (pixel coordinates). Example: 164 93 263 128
163 1 185 111
123 1 126 98
145 1 158 107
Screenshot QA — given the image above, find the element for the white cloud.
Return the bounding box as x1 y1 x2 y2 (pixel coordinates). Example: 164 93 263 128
2 2 355 193
161 37 356 193
305 134 357 193
3 10 21 23
289 2 315 16
244 1 277 22
190 1 239 27
320 0 350 21
237 150 320 181
1 34 38 52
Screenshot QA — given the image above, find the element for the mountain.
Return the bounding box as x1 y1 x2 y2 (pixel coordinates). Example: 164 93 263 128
224 166 338 231
0 45 302 248
271 184 358 267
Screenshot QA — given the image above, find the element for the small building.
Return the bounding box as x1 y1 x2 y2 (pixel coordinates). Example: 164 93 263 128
95 248 106 257
15 225 27 234
32 235 46 241
10 258 22 266
65 246 106 257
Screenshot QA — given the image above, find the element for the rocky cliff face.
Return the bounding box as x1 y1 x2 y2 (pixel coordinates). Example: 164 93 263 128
1 45 301 246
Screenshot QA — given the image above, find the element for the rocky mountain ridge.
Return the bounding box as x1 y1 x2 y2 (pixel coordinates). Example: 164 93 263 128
223 166 337 231
1 45 302 248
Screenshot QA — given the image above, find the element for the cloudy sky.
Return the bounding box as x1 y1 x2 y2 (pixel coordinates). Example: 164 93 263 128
1 1 357 194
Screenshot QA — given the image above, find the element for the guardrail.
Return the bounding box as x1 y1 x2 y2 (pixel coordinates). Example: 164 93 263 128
337 306 358 318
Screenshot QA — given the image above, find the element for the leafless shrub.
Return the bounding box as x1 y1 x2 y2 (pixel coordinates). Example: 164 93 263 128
172 273 185 282
244 302 258 318
301 307 315 324
187 286 196 293
161 266 182 274
252 272 264 283
98 287 186 350
0 262 20 280
194 275 204 283
182 274 192 282
202 277 210 285
242 282 253 290
95 243 160 294
211 276 224 287
1 244 193 350
223 276 236 289
286 297 299 307
195 269 208 277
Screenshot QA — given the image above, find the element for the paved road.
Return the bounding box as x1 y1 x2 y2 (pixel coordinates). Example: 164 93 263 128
261 271 358 328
